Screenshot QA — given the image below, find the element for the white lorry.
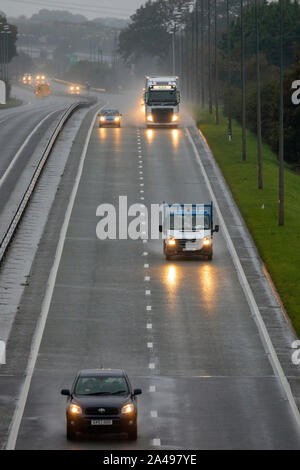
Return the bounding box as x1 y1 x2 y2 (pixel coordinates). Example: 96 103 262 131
144 76 180 128
159 203 219 260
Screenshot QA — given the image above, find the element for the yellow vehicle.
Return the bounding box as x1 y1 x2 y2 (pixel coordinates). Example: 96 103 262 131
35 83 50 98
22 73 32 85
68 85 81 95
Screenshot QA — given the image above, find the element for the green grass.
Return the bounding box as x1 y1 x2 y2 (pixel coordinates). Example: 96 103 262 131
194 107 300 337
0 98 22 109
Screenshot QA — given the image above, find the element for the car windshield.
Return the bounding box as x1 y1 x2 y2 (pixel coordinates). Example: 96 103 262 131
169 213 211 231
147 90 178 104
74 376 129 396
102 110 119 116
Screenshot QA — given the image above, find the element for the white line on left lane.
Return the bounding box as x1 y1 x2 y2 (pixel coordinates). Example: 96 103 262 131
5 102 108 450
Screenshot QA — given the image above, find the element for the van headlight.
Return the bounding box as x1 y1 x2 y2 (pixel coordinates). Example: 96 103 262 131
203 238 211 246
168 238 176 246
172 114 178 122
147 115 153 122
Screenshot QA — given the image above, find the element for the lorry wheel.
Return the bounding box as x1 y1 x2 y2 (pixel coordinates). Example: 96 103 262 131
165 253 171 260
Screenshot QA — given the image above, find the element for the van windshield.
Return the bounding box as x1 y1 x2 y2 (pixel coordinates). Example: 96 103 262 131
169 214 211 231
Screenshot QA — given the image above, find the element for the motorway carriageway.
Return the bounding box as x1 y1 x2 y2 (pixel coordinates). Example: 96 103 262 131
1 91 300 450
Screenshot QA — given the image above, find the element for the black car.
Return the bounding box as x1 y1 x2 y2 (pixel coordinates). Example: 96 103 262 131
98 109 122 127
61 369 142 440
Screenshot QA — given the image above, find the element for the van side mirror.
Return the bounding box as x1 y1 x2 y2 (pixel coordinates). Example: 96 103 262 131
159 225 162 233
61 389 70 396
214 225 219 233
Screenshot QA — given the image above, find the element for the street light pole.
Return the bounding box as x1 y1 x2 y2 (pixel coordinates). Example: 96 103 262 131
227 0 232 141
214 0 219 124
278 0 284 225
241 0 246 161
255 0 263 189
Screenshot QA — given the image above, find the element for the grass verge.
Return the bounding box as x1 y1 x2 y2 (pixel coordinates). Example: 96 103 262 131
194 106 300 337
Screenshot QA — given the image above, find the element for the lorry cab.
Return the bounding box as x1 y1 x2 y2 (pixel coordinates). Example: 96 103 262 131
159 203 219 260
144 76 180 128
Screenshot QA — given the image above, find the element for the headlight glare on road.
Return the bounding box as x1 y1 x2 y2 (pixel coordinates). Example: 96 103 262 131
168 238 176 246
121 404 134 414
69 404 82 415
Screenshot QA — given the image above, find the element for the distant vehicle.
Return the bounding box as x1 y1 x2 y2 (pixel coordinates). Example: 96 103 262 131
35 83 50 98
22 73 32 85
98 109 122 128
35 74 46 84
69 85 81 95
159 202 219 260
61 369 142 441
144 76 180 128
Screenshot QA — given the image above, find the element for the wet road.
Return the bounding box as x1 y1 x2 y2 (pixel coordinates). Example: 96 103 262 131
2 92 300 449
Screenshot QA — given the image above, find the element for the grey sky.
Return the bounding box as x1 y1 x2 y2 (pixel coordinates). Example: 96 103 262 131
1 0 146 20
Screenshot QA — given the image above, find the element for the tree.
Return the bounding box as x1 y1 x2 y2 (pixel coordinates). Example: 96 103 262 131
118 0 193 71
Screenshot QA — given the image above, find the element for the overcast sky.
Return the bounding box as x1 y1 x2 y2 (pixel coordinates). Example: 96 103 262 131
1 0 146 20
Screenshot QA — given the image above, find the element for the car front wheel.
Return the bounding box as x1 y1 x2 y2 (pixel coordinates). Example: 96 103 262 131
127 424 138 441
66 421 76 440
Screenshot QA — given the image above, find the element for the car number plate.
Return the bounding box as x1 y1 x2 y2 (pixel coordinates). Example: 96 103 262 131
91 419 113 425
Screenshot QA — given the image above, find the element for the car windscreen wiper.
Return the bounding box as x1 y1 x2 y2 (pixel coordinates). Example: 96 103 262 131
111 390 128 395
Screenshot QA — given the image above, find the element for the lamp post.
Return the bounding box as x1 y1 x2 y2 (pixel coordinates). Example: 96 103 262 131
278 0 284 225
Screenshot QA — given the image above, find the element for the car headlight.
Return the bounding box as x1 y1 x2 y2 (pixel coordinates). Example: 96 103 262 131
76 87 80 91
114 116 120 122
203 238 211 246
168 238 176 246
100 116 105 122
69 404 82 415
172 114 178 122
147 115 153 122
121 403 134 414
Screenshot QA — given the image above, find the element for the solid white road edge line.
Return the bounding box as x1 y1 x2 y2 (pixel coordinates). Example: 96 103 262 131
0 110 58 189
186 126 300 430
6 102 107 450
